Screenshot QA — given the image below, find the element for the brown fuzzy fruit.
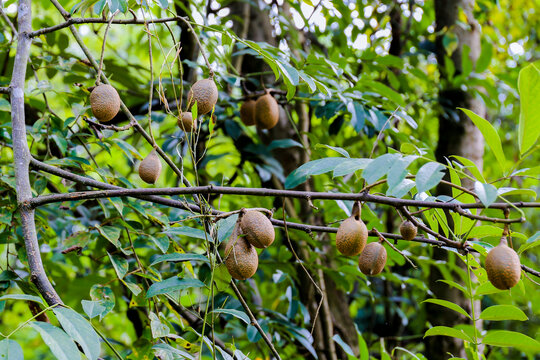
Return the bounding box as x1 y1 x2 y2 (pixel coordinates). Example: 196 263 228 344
240 100 256 126
90 84 121 122
399 220 417 240
485 237 521 290
240 211 275 249
336 216 368 256
178 112 196 132
224 229 258 280
187 78 218 115
255 93 279 129
138 150 162 184
358 242 387 275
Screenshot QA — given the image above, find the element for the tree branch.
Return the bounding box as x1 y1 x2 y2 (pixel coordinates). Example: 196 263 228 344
28 185 538 215
29 16 184 38
10 0 62 306
0 86 10 93
28 160 540 277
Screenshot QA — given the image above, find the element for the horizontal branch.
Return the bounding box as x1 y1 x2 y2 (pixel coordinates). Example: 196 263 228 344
28 184 536 220
30 158 540 278
0 86 10 94
29 16 184 38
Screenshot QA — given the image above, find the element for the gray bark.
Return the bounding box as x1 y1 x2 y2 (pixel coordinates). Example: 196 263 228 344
10 0 62 306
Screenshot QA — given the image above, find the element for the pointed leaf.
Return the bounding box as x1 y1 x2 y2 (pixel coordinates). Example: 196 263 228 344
474 181 498 207
0 339 23 360
482 330 540 352
53 307 101 360
146 277 205 298
416 162 445 193
479 305 528 321
211 308 250 325
517 63 540 154
0 294 43 304
333 158 372 177
362 153 401 184
424 326 474 343
285 157 349 189
151 253 209 266
460 108 506 171
107 253 128 279
81 300 106 320
423 299 471 319
30 322 81 360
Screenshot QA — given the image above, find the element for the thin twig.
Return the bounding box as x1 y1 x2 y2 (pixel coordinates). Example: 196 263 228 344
96 11 119 85
175 16 214 77
372 228 417 269
281 206 324 335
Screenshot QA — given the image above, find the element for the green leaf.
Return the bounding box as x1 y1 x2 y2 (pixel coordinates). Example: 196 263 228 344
108 253 128 279
415 162 445 193
81 300 106 320
518 63 540 154
362 153 401 184
361 79 406 107
316 144 350 158
518 231 540 254
422 299 471 319
285 157 349 189
333 334 355 358
0 294 43 304
156 0 168 9
482 330 540 352
424 326 474 343
497 187 536 198
150 253 209 266
387 155 418 189
347 101 366 132
211 308 250 325
333 158 372 177
479 305 528 321
149 312 170 338
96 225 122 249
164 226 207 240
460 108 506 171
30 321 81 360
146 277 205 298
0 339 23 360
468 225 503 239
474 181 498 207
53 307 101 360
386 179 415 198
437 280 470 297
152 343 195 360
90 285 115 320
451 155 485 182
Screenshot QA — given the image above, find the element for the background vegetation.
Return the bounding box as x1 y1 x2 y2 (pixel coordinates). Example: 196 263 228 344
0 0 538 359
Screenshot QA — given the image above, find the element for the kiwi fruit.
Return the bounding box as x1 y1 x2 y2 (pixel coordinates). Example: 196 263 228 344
187 78 218 115
224 224 258 280
240 210 275 249
485 237 521 290
255 93 279 129
399 220 417 240
138 150 162 184
240 99 256 126
336 202 368 256
358 242 387 275
90 84 121 122
178 112 196 132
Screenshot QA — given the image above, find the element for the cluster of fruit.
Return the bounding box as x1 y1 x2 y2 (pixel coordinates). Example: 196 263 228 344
89 78 218 185
224 211 275 280
239 92 280 130
89 83 522 290
335 203 418 276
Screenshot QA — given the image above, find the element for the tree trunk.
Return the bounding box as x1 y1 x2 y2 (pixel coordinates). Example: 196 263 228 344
427 1 485 358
